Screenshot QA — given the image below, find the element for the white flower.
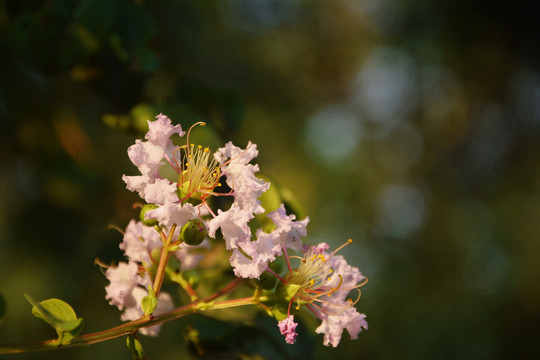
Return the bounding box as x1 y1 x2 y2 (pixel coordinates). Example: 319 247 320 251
266 204 309 252
104 261 149 310
207 203 253 250
122 114 185 205
312 250 368 347
120 221 162 264
215 141 270 215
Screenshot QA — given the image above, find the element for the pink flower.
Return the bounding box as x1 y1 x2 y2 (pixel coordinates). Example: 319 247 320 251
214 141 270 215
278 315 298 344
275 241 368 347
104 261 141 310
122 114 185 205
266 204 309 252
120 221 162 264
207 203 253 250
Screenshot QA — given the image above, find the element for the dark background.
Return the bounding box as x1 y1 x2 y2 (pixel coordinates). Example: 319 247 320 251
1 0 539 359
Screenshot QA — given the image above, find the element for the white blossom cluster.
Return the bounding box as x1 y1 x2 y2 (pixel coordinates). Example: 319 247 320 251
105 114 368 345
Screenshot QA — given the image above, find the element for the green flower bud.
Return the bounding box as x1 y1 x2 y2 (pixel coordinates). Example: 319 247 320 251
140 204 159 226
180 219 207 246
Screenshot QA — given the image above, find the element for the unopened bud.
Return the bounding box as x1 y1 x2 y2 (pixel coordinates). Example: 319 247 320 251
140 204 159 226
180 219 207 246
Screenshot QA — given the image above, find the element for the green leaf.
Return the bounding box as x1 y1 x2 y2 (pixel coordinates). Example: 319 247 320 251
126 334 145 360
25 295 84 344
141 287 157 316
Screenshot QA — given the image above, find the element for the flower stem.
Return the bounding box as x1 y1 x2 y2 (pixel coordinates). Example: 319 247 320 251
153 224 176 297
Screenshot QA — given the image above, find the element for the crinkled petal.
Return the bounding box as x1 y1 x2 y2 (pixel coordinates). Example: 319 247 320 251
214 142 269 215
145 202 197 227
324 254 365 302
278 315 298 344
315 307 368 347
104 262 139 310
229 236 281 279
146 114 185 155
214 141 258 165
127 140 164 179
120 220 162 264
207 203 252 250
230 247 267 279
142 178 179 205
267 204 309 252
122 174 150 199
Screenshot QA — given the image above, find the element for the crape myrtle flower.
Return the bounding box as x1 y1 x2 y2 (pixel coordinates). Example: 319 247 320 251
274 239 368 347
122 114 185 205
122 114 269 234
109 113 270 335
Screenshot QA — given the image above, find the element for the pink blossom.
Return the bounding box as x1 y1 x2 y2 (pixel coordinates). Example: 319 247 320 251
104 261 149 310
122 114 184 206
229 236 281 278
120 220 162 264
207 203 253 250
145 202 197 228
278 316 298 344
310 247 368 347
267 204 309 252
214 141 270 215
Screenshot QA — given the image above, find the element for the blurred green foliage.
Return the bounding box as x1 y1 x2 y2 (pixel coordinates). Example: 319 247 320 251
1 0 540 359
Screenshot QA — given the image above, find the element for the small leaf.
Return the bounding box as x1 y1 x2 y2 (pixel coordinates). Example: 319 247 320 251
141 293 157 316
26 295 64 329
25 295 84 344
126 334 145 360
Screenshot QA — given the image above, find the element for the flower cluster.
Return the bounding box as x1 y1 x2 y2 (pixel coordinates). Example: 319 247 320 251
104 114 368 347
